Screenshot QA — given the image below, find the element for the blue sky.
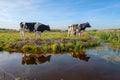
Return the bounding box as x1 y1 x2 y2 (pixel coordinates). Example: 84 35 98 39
0 0 120 30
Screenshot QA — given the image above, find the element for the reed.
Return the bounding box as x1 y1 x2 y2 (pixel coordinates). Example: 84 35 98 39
87 30 120 49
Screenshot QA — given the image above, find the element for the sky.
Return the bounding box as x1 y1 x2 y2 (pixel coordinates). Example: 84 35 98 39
0 0 120 30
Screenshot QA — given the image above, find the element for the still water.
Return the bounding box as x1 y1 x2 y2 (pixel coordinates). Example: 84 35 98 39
0 46 120 80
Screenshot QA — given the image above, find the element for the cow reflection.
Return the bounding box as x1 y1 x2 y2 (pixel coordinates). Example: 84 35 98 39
22 54 51 65
71 52 90 62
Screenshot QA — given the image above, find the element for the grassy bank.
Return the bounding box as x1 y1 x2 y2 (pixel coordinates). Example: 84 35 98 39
86 30 120 49
0 31 100 53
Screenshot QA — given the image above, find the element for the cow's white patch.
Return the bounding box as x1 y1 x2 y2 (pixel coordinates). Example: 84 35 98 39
34 23 41 30
34 23 42 38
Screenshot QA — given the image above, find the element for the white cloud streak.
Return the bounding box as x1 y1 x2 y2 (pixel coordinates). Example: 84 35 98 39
0 0 46 22
0 0 47 29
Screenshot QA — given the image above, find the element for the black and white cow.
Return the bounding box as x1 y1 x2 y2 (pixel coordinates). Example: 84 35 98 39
20 22 50 39
68 22 91 36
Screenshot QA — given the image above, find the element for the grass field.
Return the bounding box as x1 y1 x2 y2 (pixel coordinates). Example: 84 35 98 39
0 31 100 53
0 29 120 53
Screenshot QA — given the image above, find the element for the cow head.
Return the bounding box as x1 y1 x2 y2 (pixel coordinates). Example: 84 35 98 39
46 25 51 31
20 22 27 29
85 22 91 28
77 22 91 31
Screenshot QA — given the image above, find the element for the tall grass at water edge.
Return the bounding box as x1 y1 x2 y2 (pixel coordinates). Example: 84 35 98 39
86 30 120 49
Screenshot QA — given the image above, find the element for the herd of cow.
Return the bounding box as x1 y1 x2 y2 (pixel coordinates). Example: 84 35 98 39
20 22 91 39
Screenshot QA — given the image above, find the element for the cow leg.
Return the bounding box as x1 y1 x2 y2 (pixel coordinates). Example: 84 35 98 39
34 31 38 39
81 32 84 37
20 29 25 39
20 30 23 39
74 32 76 36
38 31 42 38
78 32 81 37
67 28 71 37
71 31 73 36
72 31 76 36
80 31 84 37
34 31 41 38
67 31 70 37
67 31 69 37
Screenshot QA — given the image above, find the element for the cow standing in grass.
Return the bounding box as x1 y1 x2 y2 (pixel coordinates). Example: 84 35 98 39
20 22 50 39
68 22 91 36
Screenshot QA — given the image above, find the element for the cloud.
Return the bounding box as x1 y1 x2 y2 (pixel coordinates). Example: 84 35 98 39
0 0 87 23
89 4 120 13
0 0 45 29
0 0 47 22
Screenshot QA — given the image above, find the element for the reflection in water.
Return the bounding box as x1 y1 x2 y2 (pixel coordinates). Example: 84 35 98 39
22 51 90 65
22 54 51 65
71 52 90 62
87 46 120 63
0 47 120 80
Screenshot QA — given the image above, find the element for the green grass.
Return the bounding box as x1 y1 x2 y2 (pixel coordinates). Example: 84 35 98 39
20 40 100 53
86 30 120 49
0 31 100 53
